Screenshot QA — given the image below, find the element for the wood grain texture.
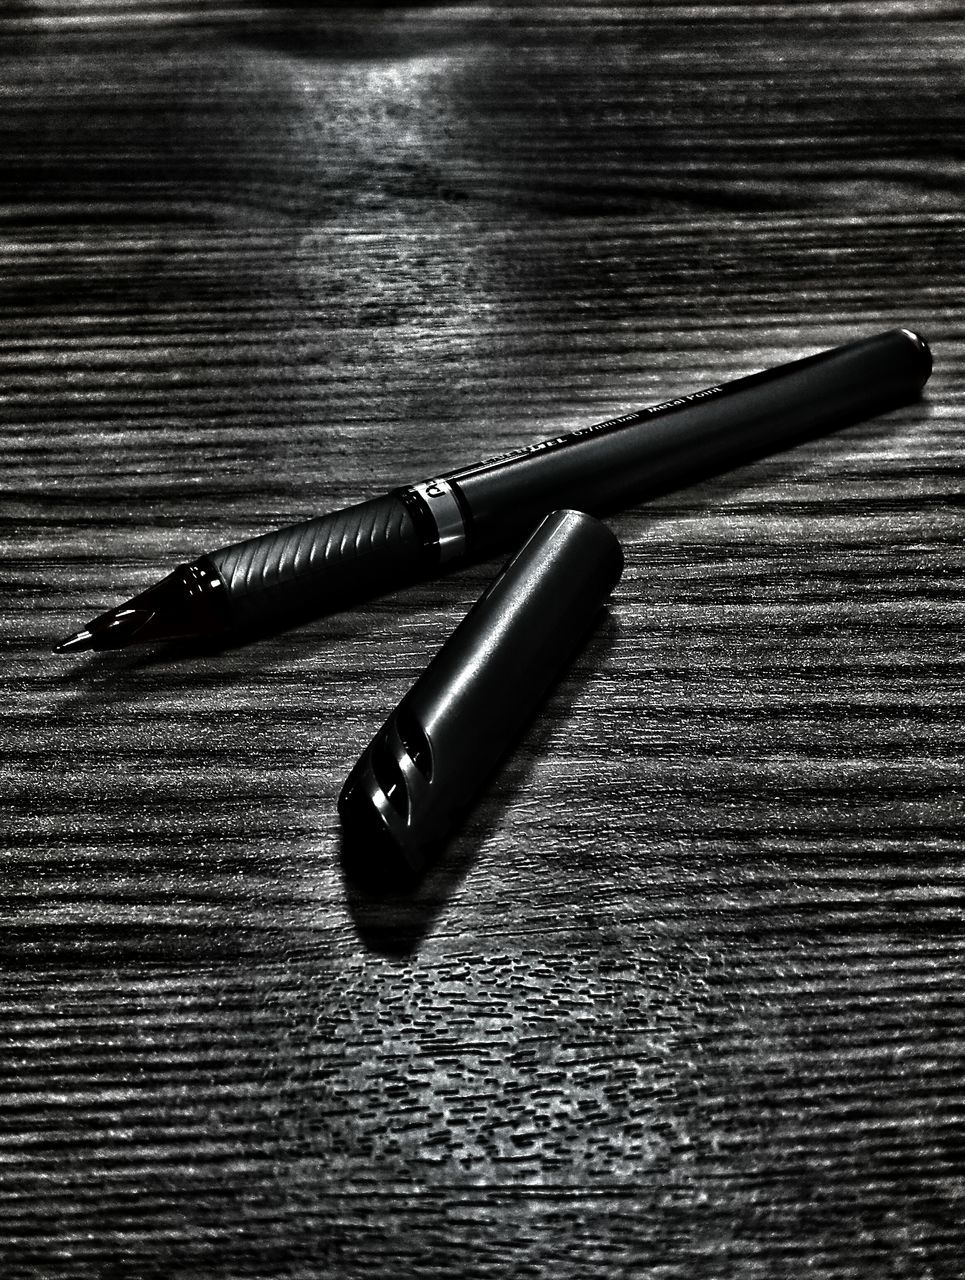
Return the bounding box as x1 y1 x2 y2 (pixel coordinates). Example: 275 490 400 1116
2 4 964 1277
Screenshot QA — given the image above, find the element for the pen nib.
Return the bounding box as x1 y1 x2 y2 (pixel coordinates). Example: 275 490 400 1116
53 561 230 655
53 628 96 654
53 608 157 654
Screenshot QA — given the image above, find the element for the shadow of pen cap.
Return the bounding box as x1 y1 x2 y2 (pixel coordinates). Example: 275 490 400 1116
337 508 624 889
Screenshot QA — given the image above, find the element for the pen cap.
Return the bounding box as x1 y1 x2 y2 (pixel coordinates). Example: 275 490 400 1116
338 509 624 886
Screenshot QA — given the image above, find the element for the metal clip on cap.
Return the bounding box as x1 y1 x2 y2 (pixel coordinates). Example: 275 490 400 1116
338 509 624 889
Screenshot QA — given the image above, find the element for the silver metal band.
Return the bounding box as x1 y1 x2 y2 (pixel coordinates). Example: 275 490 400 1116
410 478 467 561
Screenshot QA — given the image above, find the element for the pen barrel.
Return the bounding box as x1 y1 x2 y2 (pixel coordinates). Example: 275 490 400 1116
207 492 431 632
449 327 932 550
190 328 928 638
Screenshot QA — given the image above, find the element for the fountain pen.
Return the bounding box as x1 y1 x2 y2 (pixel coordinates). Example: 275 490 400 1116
55 327 932 653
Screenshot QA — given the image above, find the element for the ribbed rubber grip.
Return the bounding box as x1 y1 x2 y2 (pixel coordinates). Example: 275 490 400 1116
207 493 428 632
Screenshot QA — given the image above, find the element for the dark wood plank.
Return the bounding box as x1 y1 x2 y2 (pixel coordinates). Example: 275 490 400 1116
2 4 964 1277
1 4 963 219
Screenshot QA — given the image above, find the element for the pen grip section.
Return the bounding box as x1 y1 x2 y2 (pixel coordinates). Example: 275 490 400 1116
208 493 429 632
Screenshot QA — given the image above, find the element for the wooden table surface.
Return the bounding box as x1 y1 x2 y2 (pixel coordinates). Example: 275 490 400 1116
3 4 964 1277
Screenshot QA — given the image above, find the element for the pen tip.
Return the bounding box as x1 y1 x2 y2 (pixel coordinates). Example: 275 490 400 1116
54 604 175 654
54 629 96 654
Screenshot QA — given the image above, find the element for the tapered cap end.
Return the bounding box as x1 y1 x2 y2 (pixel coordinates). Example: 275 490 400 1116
899 328 933 389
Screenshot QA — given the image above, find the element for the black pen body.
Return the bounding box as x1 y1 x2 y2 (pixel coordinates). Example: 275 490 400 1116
56 327 931 651
442 326 932 554
198 326 933 635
